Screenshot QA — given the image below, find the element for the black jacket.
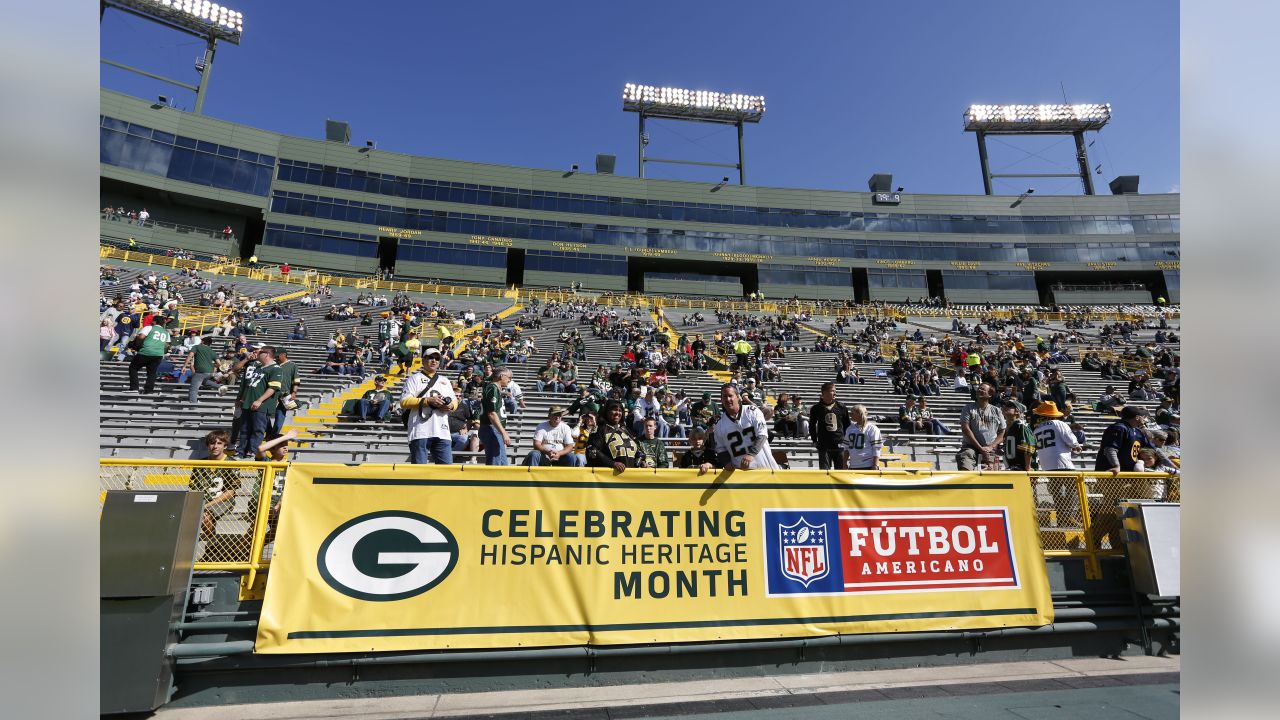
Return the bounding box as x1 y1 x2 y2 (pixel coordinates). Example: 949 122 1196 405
809 401 851 450
586 424 646 468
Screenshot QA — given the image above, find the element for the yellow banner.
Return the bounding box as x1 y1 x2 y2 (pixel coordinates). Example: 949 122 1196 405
256 466 1053 654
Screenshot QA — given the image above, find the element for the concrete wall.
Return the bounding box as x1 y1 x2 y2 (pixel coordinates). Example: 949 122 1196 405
524 270 626 291
644 278 744 297
1052 289 1153 305
100 188 249 241
100 218 236 257
392 259 504 285
251 245 378 275
758 283 854 301
869 286 920 302
943 289 1041 305
166 557 1170 708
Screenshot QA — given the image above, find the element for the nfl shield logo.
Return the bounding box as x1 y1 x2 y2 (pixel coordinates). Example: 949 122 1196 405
779 517 829 587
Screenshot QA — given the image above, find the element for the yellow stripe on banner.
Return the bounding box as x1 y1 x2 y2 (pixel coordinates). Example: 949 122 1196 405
255 466 1055 654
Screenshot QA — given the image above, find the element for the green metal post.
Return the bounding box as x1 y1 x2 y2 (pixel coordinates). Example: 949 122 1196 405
194 38 217 115
638 113 646 179
737 120 745 185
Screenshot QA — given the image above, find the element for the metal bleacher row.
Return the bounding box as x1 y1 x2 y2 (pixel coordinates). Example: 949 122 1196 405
99 261 512 460
101 255 1180 471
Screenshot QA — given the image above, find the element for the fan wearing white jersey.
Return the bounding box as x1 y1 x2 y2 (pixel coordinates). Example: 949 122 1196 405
843 404 883 470
1031 401 1081 470
704 384 779 472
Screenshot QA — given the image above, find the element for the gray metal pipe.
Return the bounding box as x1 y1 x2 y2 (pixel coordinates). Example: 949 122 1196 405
176 620 259 631
185 611 257 618
170 618 1177 664
1054 607 1178 620
171 606 1176 636
168 641 256 658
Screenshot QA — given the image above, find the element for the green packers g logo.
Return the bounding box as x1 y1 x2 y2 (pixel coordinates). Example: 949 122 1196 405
317 511 458 601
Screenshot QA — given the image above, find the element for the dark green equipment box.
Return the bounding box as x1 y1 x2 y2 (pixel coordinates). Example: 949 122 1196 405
101 490 203 714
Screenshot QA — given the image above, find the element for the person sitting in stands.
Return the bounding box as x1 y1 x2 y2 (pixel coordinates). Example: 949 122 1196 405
898 395 926 434
356 375 393 422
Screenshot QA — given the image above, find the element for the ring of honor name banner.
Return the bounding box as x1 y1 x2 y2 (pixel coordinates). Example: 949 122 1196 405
255 466 1053 654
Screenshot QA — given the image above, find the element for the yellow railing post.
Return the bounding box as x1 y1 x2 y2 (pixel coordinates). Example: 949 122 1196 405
1076 473 1100 579
244 465 277 589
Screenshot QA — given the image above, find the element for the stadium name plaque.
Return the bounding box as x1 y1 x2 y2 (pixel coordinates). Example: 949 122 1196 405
1155 261 1180 270
713 251 773 264
469 235 514 247
872 192 902 205
377 227 423 239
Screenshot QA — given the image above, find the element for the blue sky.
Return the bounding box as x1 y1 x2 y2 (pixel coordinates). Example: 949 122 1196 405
100 0 1178 196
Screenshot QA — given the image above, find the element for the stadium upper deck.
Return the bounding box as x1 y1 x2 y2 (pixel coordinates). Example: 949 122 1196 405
100 89 1180 306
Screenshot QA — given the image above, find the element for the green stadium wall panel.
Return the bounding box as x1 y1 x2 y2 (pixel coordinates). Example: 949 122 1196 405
100 220 236 258
868 286 922 302
1051 289 1154 305
251 245 377 275
100 189 248 243
525 270 626 292
643 278 744 297
392 259 504 285
942 289 1041 304
758 283 854 301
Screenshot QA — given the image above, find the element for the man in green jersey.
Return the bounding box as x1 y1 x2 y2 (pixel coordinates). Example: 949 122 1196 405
128 320 172 394
1000 400 1038 472
235 346 283 459
478 367 513 465
273 348 301 432
636 418 670 468
183 336 220 404
376 311 395 367
690 391 718 431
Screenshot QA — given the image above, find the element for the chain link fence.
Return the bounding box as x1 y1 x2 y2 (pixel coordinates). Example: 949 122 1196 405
1031 475 1089 552
1084 473 1180 552
99 461 284 569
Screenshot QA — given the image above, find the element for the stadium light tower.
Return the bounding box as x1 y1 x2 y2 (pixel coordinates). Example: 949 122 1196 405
963 103 1111 195
622 84 766 185
101 0 245 115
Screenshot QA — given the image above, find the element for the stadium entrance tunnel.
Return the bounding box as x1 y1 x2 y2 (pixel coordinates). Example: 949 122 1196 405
377 236 399 272
926 269 945 300
506 247 525 287
628 256 757 297
1034 270 1167 305
852 267 870 303
240 217 264 261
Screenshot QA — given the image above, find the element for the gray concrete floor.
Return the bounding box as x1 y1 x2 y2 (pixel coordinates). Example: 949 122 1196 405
154 654 1178 720
667 682 1179 719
